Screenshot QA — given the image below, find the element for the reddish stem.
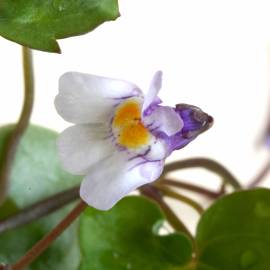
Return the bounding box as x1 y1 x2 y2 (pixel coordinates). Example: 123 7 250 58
248 158 270 188
140 185 193 241
161 178 222 199
11 200 87 270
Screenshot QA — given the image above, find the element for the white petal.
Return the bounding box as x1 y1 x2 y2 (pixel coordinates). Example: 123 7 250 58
144 106 184 136
145 138 168 160
55 72 142 124
57 124 114 175
80 152 164 210
142 71 163 113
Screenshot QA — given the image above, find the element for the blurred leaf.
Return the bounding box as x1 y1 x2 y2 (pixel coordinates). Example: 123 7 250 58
195 188 270 270
0 124 82 269
0 0 119 52
0 124 81 207
0 207 81 270
0 198 18 220
79 196 193 270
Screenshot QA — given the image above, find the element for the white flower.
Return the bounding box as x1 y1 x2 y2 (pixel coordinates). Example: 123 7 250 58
55 71 212 210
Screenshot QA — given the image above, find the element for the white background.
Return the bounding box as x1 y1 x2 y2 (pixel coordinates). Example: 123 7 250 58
1 0 270 231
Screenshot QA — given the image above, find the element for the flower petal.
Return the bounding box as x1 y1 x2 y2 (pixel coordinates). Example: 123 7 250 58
80 152 164 210
57 124 114 175
55 72 142 124
145 138 168 160
144 106 183 136
142 71 163 114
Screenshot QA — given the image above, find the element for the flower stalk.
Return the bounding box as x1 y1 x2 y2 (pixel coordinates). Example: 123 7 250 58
159 178 222 199
0 47 34 204
154 183 204 214
162 158 242 190
248 157 270 188
140 185 194 242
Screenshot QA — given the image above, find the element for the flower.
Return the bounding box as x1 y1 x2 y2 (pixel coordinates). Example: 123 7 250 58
55 71 213 210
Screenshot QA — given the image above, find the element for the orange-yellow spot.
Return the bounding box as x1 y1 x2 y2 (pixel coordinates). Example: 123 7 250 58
118 123 150 148
112 100 151 149
113 100 141 128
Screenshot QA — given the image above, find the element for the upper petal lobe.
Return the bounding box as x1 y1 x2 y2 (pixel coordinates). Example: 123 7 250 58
55 72 142 124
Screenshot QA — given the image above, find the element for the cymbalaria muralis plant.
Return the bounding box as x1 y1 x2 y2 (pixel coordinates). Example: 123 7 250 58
0 1 269 270
55 71 213 210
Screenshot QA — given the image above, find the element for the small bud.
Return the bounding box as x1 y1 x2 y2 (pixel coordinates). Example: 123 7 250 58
175 103 213 139
165 104 213 152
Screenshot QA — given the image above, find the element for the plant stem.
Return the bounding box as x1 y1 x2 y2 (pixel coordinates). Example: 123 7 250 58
1 177 213 234
248 158 270 188
11 200 87 270
163 158 241 190
154 184 204 214
0 165 221 234
0 264 11 270
0 186 79 234
160 178 222 199
0 47 34 204
140 185 194 242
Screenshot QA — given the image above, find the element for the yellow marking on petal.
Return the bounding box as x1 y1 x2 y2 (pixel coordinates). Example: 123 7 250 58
118 123 150 148
112 99 151 149
112 100 141 128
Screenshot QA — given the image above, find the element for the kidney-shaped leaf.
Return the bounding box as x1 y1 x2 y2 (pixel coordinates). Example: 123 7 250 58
0 125 82 270
79 196 193 270
195 188 270 270
0 0 119 52
0 125 81 207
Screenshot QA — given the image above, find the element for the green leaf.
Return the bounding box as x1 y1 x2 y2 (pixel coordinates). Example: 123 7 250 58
0 0 120 53
0 198 18 220
195 188 270 270
0 207 81 270
0 124 81 207
0 124 82 270
79 196 193 270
